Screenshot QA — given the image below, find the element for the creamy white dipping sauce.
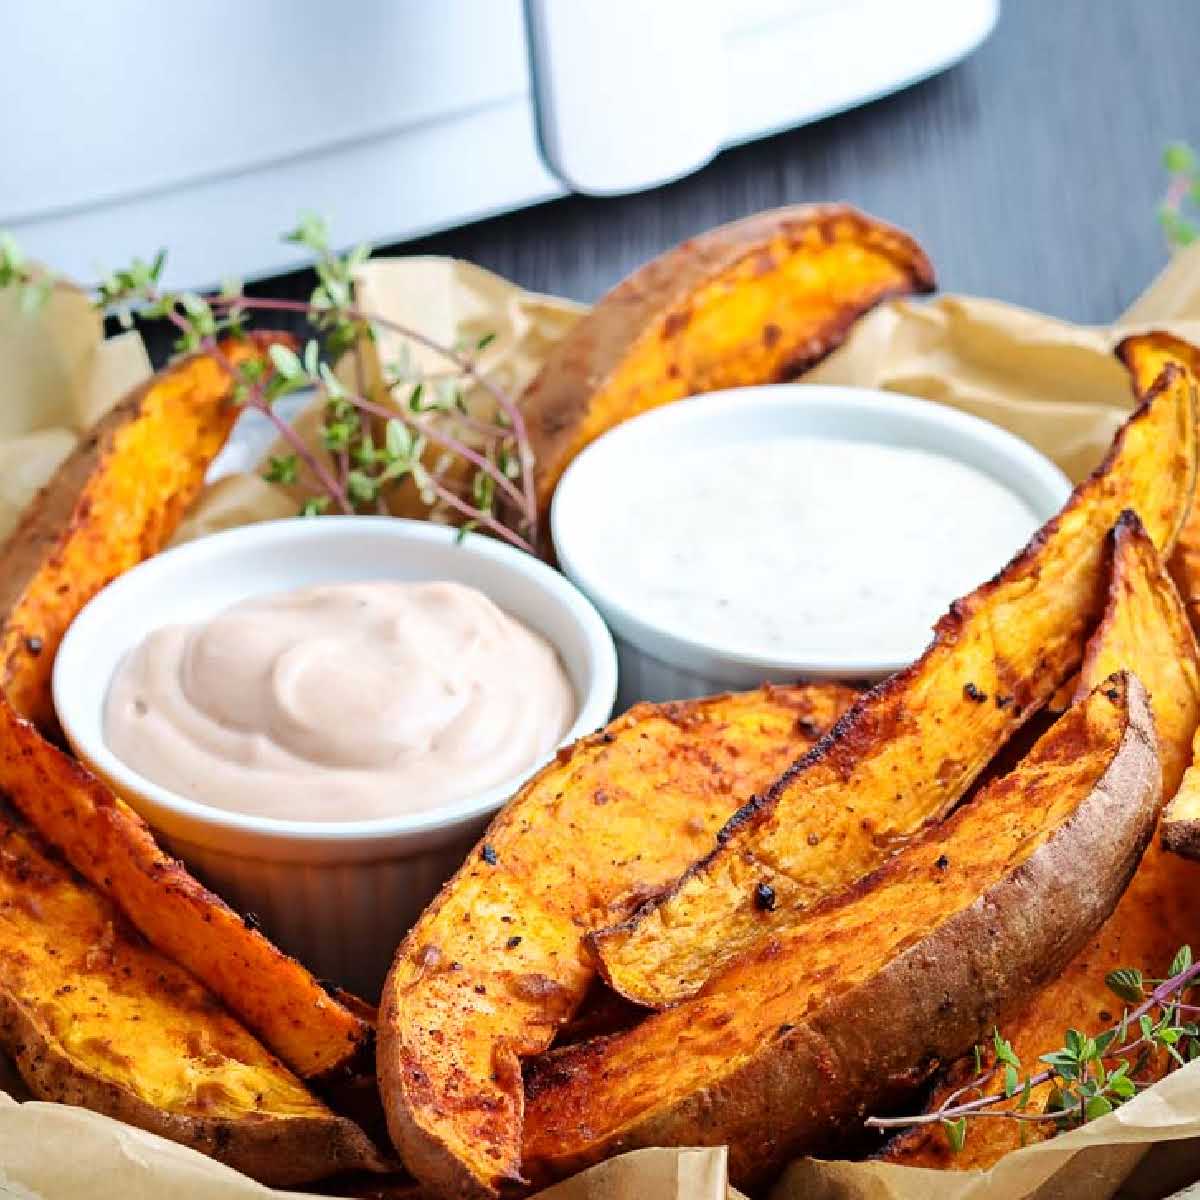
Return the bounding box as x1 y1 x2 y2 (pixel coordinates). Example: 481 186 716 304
588 438 1042 664
104 581 576 822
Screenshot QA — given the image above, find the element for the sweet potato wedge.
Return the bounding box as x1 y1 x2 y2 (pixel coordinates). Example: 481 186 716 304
1163 687 1200 856
1118 332 1200 629
1074 511 1200 793
521 674 1160 1191
0 811 385 1186
1163 776 1200 856
0 337 368 1078
881 512 1200 1171
377 682 859 1199
0 691 369 1078
591 364 1200 1009
1116 334 1200 859
520 204 934 521
0 336 279 736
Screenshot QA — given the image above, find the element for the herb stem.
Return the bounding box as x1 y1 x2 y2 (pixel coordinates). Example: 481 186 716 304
344 389 527 514
423 476 534 553
203 338 354 515
866 959 1200 1133
208 294 538 532
0 224 537 544
258 396 352 514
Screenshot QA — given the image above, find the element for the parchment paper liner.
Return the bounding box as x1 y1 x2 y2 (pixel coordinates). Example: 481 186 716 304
5 246 1200 1199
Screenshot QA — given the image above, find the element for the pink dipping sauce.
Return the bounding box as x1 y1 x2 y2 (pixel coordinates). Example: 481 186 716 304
104 581 576 822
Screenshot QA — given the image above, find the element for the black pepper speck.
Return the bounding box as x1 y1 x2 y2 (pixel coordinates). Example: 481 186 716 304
754 881 777 912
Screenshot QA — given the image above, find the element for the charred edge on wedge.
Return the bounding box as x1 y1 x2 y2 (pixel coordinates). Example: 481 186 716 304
589 372 1178 949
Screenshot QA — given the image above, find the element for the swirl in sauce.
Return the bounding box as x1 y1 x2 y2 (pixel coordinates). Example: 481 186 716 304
104 581 576 822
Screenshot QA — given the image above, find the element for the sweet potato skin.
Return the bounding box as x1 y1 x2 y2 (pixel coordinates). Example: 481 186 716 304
0 691 369 1079
592 365 1200 1009
377 683 858 1200
522 676 1160 1191
881 513 1200 1171
0 338 281 736
0 813 385 1186
521 204 934 521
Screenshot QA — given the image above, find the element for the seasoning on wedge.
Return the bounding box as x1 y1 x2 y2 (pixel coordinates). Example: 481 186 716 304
522 674 1160 1191
0 811 385 1187
881 511 1200 1170
377 682 859 1199
520 204 934 524
0 692 368 1079
591 363 1199 1010
0 336 282 736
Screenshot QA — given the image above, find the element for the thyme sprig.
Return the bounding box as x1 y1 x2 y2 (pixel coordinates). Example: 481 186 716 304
1160 142 1200 251
867 946 1200 1152
0 216 536 551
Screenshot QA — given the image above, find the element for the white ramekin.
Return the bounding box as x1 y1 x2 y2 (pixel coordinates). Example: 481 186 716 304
551 384 1073 709
53 517 617 999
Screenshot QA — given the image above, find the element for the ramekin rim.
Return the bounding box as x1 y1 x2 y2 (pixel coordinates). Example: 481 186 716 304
550 384 1073 681
53 516 618 845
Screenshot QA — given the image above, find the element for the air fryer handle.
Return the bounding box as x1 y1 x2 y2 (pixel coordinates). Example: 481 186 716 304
524 0 728 197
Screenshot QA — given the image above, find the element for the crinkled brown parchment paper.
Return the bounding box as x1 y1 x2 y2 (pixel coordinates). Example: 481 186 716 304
5 248 1200 1200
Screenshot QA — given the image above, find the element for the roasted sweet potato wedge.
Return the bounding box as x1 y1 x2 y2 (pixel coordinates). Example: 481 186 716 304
522 675 1159 1191
377 683 858 1199
0 336 279 736
1118 332 1200 629
1163 776 1200 856
0 691 368 1078
0 811 385 1186
520 204 934 522
881 512 1200 1171
1117 334 1200 860
0 336 368 1079
592 364 1199 1009
1074 511 1200 793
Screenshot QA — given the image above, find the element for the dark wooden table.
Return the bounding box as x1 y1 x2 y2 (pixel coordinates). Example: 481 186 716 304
395 0 1200 325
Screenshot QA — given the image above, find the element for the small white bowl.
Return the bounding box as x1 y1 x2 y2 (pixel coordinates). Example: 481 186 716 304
53 517 617 998
551 385 1072 708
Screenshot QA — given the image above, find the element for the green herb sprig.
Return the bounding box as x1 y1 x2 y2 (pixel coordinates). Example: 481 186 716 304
0 216 536 551
866 946 1200 1151
1160 142 1200 251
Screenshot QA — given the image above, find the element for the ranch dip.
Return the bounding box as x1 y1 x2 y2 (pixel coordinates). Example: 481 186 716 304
104 581 575 822
586 438 1042 665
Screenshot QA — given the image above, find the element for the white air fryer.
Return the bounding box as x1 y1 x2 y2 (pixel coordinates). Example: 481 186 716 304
0 0 997 287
